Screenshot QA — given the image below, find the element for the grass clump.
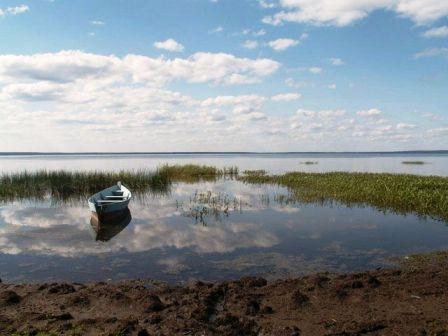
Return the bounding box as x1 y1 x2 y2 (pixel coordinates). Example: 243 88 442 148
158 164 238 182
240 171 448 222
402 161 426 165
300 161 318 165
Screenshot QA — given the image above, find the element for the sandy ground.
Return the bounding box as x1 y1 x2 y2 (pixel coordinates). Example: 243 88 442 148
1 252 448 336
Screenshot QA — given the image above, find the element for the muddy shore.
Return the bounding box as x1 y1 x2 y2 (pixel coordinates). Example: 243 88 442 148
1 252 448 336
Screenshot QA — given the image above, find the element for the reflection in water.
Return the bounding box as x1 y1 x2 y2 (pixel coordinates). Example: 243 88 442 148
0 179 448 283
90 208 132 242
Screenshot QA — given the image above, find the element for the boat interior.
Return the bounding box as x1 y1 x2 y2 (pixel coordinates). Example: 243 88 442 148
93 185 131 205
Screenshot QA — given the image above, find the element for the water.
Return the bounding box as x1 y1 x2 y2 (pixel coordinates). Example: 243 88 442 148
1 153 447 283
1 177 447 283
1 152 448 175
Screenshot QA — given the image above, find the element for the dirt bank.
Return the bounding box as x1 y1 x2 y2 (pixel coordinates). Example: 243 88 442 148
1 252 448 336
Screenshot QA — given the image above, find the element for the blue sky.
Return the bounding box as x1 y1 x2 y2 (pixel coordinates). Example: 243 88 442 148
0 0 447 152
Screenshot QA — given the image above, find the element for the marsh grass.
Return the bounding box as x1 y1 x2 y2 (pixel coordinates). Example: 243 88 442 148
0 165 238 202
158 164 238 183
240 171 448 222
2 165 448 223
0 170 170 202
300 161 319 165
402 161 426 165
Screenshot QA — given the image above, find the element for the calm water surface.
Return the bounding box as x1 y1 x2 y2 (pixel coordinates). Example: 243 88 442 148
1 152 448 175
1 153 448 282
1 176 447 283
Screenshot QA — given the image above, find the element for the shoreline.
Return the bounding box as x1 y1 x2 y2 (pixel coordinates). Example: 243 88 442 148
2 251 448 336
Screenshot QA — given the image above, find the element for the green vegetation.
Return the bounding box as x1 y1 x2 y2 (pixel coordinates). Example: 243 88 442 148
300 161 319 165
1 165 448 222
402 161 426 165
158 164 238 182
0 165 237 201
241 170 448 222
0 170 170 201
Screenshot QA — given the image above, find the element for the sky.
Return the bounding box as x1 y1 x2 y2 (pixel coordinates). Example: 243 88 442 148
0 0 447 152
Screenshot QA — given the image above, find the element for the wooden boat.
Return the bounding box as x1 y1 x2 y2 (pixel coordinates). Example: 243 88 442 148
90 207 132 242
88 182 132 215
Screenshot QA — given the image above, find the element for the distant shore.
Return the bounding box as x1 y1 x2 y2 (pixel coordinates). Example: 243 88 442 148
1 150 448 157
1 251 448 335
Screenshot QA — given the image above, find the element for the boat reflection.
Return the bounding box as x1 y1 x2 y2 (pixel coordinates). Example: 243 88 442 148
90 208 132 242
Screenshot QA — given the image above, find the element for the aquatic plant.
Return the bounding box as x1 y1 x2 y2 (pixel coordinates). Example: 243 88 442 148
300 161 319 165
178 190 245 225
402 161 426 165
158 164 238 183
0 170 170 201
240 171 448 222
0 165 238 202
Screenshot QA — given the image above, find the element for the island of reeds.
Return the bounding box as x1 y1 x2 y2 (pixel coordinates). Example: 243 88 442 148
1 164 448 222
402 161 427 165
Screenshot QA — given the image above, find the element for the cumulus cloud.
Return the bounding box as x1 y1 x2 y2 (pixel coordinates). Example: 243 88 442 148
91 20 105 25
1 5 29 16
271 93 301 101
242 40 259 49
262 0 448 27
0 50 280 87
414 47 448 59
422 26 448 38
357 108 382 117
258 0 276 8
308 67 322 74
396 123 416 129
154 38 185 52
330 57 344 66
268 38 299 51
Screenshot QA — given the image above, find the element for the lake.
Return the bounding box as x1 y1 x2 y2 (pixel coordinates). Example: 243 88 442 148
0 153 447 283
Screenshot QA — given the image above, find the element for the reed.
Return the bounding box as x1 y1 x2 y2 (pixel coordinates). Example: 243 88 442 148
0 165 238 201
158 164 238 182
240 171 448 222
402 161 426 165
0 170 170 201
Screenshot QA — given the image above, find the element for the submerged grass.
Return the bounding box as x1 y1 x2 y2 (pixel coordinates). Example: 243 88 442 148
240 171 448 222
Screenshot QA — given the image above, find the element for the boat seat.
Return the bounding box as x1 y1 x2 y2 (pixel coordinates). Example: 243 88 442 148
96 200 123 204
113 191 124 196
105 196 125 200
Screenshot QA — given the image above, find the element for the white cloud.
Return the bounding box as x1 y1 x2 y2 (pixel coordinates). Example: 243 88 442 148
262 0 448 27
328 83 337 89
0 5 29 17
308 67 322 74
330 57 344 66
422 26 448 38
242 40 259 49
271 93 301 101
91 20 105 26
357 108 382 117
414 47 448 59
0 50 280 88
210 26 224 33
268 38 299 51
396 123 416 129
258 0 276 8
154 38 185 52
